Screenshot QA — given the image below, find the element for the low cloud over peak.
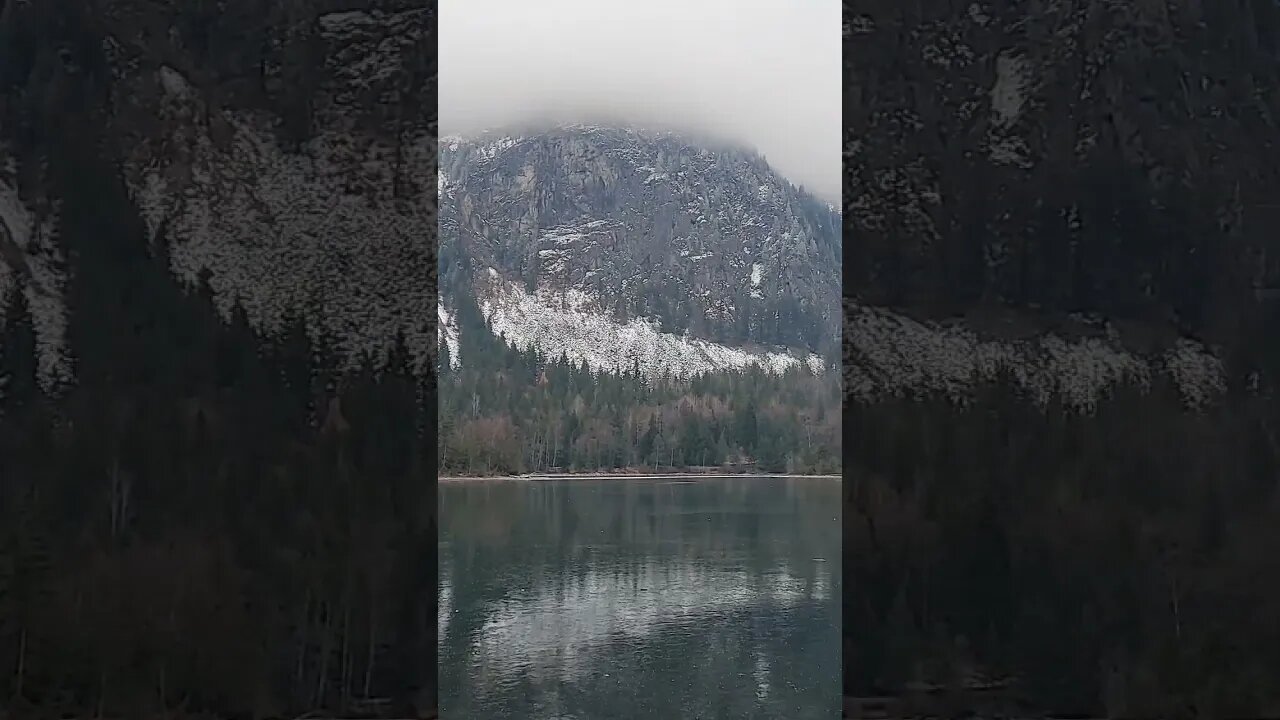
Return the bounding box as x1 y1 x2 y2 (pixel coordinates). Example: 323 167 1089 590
440 0 840 203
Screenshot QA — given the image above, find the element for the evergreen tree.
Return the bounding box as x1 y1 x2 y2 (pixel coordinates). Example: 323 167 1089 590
436 330 839 476
0 284 38 413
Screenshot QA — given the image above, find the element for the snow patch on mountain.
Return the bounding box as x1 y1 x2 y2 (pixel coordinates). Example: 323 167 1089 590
844 301 1225 411
122 64 435 374
470 271 824 379
437 305 459 368
1163 339 1228 409
0 167 71 391
439 125 841 353
991 52 1032 127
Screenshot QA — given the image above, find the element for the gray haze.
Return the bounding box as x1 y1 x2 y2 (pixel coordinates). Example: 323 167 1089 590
440 0 841 203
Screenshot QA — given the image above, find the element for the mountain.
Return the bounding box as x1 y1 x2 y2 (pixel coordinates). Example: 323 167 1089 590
434 123 1232 414
1 0 437 390
846 0 1280 392
0 2 437 717
842 0 1280 715
434 126 841 477
438 125 841 377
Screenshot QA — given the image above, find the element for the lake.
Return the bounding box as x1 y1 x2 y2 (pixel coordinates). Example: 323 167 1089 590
438 476 841 719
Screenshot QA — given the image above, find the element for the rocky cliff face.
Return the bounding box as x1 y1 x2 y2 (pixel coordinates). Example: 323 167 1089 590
434 122 1226 408
841 0 1280 409
846 0 1280 330
0 0 437 388
844 298 1225 410
439 125 842 369
0 0 1251 413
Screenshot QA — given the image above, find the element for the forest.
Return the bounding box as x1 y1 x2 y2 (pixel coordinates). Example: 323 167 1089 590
437 293 842 477
844 346 1280 716
0 2 442 714
0 129 437 719
842 0 1280 713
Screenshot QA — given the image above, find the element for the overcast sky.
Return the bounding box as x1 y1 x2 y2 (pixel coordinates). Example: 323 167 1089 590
439 0 841 203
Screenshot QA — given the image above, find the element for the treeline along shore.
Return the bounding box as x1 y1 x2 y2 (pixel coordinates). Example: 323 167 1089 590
440 469 843 481
438 293 841 478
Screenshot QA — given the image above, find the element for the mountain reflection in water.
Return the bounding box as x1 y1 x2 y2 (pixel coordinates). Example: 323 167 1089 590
438 477 841 720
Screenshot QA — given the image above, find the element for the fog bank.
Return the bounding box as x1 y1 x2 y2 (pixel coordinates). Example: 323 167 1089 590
440 0 841 203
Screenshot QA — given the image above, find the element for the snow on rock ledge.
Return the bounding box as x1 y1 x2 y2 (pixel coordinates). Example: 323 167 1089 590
437 305 459 368
844 300 1226 412
122 71 436 374
0 163 71 391
471 271 826 379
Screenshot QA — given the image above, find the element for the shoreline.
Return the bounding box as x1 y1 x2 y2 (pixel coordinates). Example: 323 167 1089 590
440 471 841 482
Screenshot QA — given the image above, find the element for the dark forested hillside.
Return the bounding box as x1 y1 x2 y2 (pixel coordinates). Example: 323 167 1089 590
843 0 1280 715
844 378 1280 715
0 134 437 718
847 0 1280 344
0 0 437 718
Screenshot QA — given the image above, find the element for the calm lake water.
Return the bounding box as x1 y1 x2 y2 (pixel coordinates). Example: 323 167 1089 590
438 476 841 720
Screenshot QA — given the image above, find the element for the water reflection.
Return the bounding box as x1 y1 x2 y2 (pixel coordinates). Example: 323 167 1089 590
439 477 841 720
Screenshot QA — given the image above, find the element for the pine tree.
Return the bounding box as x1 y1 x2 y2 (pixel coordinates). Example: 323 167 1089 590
0 284 39 413
639 414 658 465
735 398 758 452
276 310 314 426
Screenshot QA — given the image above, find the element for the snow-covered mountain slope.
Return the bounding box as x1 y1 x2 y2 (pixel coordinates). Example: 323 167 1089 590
442 268 825 379
435 271 1227 407
110 8 436 372
437 305 459 369
0 160 70 390
439 125 841 359
2 2 438 390
844 300 1225 411
0 1 1234 414
436 124 1231 408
